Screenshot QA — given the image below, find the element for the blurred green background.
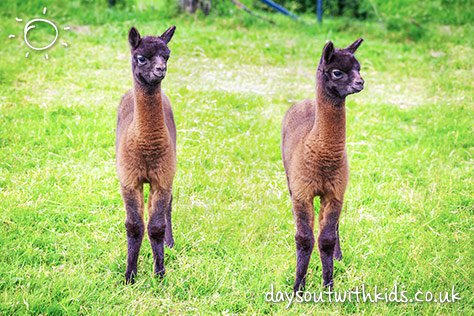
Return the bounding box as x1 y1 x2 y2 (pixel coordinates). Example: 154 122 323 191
0 0 472 314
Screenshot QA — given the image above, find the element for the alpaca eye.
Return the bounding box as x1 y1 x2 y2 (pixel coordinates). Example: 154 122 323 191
332 69 343 79
136 55 147 65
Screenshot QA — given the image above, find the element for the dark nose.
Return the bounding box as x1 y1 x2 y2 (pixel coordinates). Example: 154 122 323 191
355 78 364 86
155 65 166 72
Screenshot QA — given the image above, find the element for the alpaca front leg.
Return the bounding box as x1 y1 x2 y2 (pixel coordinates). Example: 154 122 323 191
164 194 174 248
318 197 342 287
122 186 145 284
292 199 315 292
148 190 171 277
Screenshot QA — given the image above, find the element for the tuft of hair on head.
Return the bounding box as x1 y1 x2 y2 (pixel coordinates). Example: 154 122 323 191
160 26 176 44
129 27 141 49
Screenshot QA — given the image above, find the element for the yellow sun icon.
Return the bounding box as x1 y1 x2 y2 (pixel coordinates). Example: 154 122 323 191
9 7 71 59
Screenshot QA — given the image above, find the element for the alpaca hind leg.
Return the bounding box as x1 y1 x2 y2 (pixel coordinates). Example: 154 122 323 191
148 188 171 277
164 194 174 248
333 222 342 261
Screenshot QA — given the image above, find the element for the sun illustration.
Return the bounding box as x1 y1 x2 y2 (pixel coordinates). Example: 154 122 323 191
9 7 71 59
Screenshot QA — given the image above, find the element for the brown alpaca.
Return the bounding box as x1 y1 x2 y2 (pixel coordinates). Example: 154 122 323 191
281 38 364 290
116 26 177 284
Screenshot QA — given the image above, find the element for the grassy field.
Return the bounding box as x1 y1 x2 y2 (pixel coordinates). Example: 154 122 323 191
0 2 473 315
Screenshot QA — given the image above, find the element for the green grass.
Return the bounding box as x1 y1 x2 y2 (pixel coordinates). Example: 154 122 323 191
0 2 473 315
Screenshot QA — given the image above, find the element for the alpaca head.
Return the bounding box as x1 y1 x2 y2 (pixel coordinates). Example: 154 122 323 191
128 26 176 87
317 38 364 100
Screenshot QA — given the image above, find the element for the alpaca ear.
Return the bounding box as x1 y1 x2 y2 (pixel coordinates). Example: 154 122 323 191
128 27 141 49
346 38 363 54
322 41 334 64
161 26 176 44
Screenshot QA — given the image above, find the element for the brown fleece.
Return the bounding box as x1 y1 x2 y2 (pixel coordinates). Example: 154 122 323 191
116 26 177 284
282 38 364 290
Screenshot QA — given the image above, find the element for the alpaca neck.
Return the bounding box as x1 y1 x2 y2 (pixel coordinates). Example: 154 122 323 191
308 84 346 154
132 82 169 145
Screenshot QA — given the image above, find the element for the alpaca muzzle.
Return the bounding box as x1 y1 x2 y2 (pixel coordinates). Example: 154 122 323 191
352 78 364 92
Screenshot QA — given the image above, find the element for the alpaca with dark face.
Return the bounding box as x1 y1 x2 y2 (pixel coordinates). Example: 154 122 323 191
116 26 177 284
281 38 364 290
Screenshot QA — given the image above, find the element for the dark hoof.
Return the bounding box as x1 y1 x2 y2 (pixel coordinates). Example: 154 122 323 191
165 235 174 248
323 279 334 288
125 273 136 285
333 250 342 261
155 269 165 278
293 279 306 293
